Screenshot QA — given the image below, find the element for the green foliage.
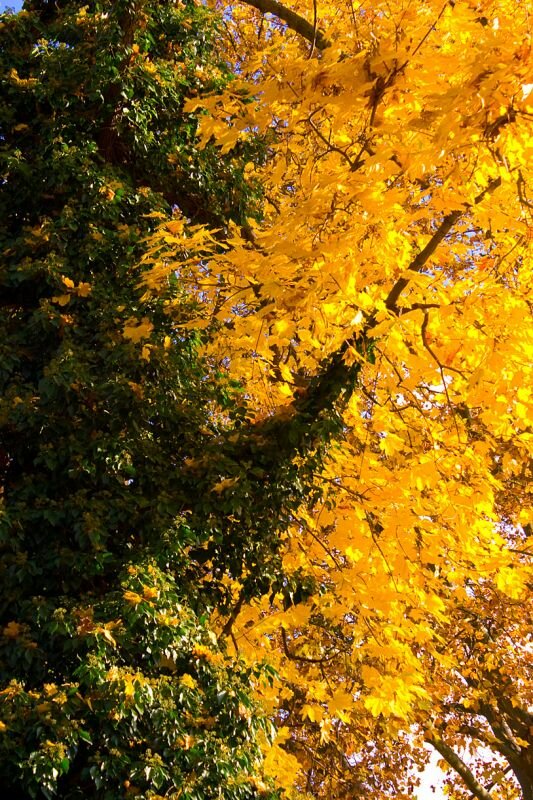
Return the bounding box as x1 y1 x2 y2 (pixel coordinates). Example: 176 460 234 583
1 559 275 800
0 2 275 797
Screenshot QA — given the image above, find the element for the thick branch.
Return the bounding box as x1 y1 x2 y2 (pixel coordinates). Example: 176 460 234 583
428 738 494 800
385 176 502 313
287 175 503 427
478 702 533 800
220 174 504 471
239 0 330 49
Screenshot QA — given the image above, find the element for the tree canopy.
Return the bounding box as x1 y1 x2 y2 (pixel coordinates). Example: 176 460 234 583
0 1 531 800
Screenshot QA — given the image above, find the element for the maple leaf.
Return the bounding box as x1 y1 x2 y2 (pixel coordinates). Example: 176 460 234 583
122 317 154 343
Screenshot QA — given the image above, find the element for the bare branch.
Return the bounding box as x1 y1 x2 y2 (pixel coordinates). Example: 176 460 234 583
239 0 330 50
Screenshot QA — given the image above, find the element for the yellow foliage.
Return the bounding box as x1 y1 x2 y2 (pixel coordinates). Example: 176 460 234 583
141 0 532 796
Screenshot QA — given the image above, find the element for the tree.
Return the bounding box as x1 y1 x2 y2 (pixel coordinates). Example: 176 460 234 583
142 0 532 798
0 2 282 797
1 1 532 800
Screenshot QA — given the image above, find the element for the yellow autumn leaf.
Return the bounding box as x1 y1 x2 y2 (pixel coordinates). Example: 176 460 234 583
51 294 71 306
211 476 240 494
2 621 23 639
328 689 353 717
179 673 197 690
364 695 389 718
496 566 526 600
122 317 154 343
300 703 323 722
263 743 302 790
123 590 142 606
76 282 92 297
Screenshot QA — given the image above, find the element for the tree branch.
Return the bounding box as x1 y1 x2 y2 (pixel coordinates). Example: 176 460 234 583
220 591 247 638
427 737 494 800
384 176 502 314
281 626 334 663
283 175 503 428
219 173 504 477
239 0 330 50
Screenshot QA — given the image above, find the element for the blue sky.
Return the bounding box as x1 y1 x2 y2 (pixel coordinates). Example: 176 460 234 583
1 0 23 11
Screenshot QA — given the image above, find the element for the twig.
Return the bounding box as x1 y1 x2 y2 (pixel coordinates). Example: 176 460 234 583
281 626 335 663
